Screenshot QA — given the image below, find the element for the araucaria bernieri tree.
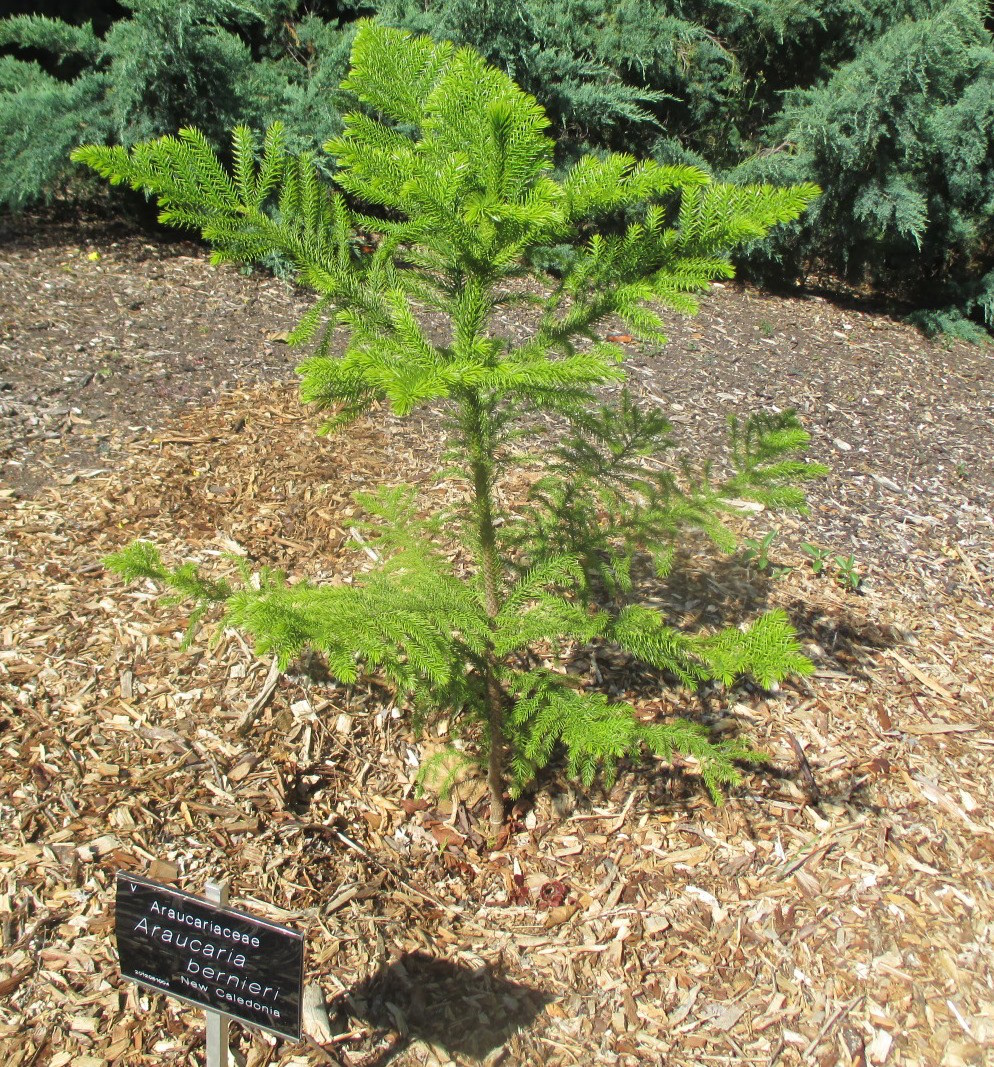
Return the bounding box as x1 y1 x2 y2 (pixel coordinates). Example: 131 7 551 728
74 21 824 829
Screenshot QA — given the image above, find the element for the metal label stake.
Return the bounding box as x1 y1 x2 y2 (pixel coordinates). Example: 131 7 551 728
205 880 231 1067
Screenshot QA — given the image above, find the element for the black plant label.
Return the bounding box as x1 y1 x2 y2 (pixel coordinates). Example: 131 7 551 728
115 872 304 1040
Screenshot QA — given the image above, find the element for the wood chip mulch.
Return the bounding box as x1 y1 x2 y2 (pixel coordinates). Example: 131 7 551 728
2 225 994 1067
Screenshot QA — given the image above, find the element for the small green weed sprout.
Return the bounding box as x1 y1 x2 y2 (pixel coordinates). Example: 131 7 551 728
800 542 833 575
833 554 863 592
741 530 792 579
801 543 863 592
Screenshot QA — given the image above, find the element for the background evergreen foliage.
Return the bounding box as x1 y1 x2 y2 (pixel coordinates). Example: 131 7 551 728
3 0 990 330
78 22 823 821
729 0 994 341
0 0 356 211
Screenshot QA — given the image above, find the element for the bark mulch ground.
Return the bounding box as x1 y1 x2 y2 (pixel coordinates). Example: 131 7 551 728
2 218 993 1067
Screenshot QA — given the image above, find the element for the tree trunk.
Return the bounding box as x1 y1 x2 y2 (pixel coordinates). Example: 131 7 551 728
464 397 506 831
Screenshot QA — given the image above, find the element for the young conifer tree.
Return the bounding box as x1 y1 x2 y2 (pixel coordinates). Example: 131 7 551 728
74 21 823 829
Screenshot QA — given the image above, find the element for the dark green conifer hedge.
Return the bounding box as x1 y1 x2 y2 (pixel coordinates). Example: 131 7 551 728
0 1 355 212
729 1 994 342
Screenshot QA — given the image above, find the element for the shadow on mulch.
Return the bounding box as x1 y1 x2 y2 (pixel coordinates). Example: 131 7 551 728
545 557 900 812
782 601 894 676
0 198 188 252
333 951 554 1065
634 553 896 679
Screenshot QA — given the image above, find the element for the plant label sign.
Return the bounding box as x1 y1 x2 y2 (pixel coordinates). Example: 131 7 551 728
116 872 304 1040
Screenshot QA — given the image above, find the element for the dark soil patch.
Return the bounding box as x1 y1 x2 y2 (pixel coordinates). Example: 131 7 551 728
0 213 309 495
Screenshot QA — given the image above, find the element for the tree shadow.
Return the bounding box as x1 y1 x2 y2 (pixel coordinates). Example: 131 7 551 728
0 196 193 252
632 728 889 820
779 600 895 679
331 951 554 1066
542 553 901 809
622 551 896 681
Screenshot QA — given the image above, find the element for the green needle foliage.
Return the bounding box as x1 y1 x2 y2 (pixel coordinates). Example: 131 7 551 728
79 21 823 828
